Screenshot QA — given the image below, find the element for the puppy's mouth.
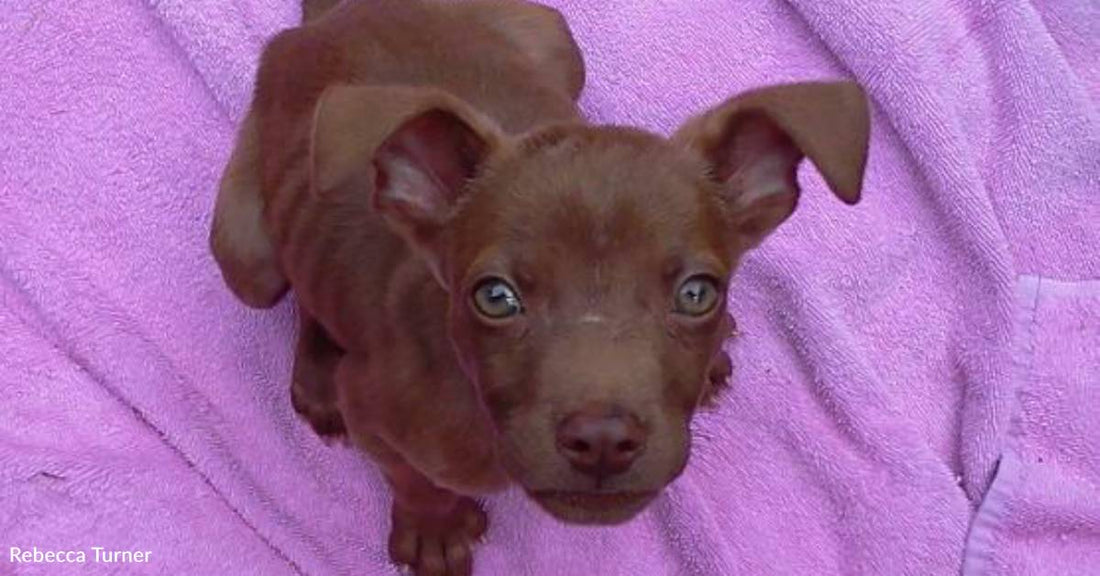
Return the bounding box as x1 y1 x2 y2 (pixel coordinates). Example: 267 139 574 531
529 489 658 525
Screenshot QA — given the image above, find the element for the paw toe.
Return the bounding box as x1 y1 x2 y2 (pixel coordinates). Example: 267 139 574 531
417 537 446 576
458 502 487 539
388 524 419 566
444 538 472 576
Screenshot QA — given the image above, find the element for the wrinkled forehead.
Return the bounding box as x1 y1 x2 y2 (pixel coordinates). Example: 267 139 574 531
452 126 732 282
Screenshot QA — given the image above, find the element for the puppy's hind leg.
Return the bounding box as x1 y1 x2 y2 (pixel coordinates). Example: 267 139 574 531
291 308 347 439
302 0 342 22
210 109 289 308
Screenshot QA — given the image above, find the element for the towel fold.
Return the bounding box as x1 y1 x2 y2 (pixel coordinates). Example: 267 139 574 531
964 278 1100 576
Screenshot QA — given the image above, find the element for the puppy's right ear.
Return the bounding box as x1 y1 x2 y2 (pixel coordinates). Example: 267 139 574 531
310 87 503 286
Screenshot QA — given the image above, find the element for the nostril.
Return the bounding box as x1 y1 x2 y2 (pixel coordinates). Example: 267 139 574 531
615 439 639 454
567 439 591 454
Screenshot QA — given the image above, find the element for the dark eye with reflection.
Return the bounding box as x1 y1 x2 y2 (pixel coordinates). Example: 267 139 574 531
472 278 523 319
674 276 721 316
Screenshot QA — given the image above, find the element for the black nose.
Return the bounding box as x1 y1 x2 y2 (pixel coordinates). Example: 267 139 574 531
556 407 646 479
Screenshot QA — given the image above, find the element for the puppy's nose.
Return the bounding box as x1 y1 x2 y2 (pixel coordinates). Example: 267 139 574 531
556 408 646 478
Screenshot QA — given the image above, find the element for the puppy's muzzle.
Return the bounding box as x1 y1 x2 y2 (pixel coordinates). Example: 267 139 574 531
555 405 647 480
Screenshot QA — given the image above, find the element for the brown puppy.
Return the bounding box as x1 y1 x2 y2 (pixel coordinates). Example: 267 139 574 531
210 1 870 574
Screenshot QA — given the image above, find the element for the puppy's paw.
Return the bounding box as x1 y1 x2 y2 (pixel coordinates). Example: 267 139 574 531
700 348 733 407
290 379 347 439
388 497 487 576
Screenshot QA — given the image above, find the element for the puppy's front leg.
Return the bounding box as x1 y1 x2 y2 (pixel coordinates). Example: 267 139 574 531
384 459 488 576
334 354 488 576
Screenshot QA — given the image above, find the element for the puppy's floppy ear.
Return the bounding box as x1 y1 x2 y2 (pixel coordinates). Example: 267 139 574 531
310 86 503 286
209 108 289 308
673 81 870 250
461 0 585 100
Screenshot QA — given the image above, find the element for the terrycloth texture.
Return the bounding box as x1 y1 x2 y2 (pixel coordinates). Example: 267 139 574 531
0 0 1096 574
963 277 1100 576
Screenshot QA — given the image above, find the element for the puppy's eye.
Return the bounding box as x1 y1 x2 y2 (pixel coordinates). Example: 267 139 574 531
674 276 720 316
472 278 523 319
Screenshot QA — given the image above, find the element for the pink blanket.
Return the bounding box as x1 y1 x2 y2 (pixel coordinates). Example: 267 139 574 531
1 0 1097 574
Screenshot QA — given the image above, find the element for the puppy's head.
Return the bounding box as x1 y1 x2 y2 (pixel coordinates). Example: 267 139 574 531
312 82 869 523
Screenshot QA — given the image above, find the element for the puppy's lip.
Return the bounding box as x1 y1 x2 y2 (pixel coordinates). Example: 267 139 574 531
530 489 657 509
528 489 658 524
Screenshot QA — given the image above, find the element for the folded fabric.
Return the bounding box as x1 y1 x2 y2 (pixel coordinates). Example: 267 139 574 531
964 278 1100 576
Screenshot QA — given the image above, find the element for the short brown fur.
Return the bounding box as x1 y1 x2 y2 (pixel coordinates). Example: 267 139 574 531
210 1 870 574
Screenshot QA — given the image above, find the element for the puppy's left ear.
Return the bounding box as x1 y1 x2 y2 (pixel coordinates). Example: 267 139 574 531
673 81 870 250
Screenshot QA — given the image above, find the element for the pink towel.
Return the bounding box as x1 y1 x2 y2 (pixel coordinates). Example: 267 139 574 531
964 278 1100 576
1 0 1096 574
